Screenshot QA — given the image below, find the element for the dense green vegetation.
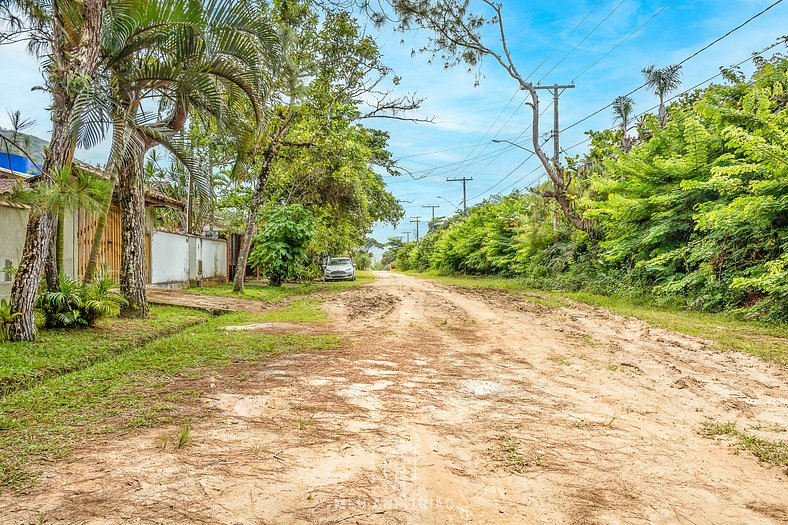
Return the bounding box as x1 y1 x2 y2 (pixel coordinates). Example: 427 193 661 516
390 54 788 324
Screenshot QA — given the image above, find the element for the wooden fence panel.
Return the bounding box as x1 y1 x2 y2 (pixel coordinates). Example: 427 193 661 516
77 205 123 280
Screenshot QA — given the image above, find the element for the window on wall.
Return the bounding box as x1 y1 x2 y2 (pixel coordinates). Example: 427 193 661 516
3 259 12 282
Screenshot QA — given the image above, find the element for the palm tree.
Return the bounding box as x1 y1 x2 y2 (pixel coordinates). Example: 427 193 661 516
37 167 111 273
612 95 634 151
642 64 682 128
5 0 107 341
77 0 276 315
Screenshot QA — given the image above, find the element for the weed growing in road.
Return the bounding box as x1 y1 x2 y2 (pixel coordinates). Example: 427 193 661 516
261 299 327 322
295 413 316 431
489 433 542 473
700 422 788 466
550 355 573 366
176 424 192 449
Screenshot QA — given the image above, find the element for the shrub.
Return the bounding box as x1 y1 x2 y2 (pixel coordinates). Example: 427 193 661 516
0 299 20 341
36 271 126 328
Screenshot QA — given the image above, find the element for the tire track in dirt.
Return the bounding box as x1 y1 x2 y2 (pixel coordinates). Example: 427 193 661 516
0 272 785 524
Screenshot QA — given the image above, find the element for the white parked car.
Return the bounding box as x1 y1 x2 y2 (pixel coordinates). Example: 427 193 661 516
324 257 356 281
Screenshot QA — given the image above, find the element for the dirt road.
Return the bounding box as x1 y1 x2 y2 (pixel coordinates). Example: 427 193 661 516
3 272 787 524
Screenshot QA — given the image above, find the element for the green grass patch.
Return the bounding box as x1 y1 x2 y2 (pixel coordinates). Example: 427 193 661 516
700 422 788 466
260 298 328 322
187 271 374 303
488 432 542 473
405 271 788 366
0 306 211 397
0 310 339 491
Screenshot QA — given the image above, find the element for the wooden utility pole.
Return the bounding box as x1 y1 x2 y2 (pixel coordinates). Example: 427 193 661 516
446 177 473 214
534 84 575 169
422 204 440 223
410 217 422 242
401 231 411 243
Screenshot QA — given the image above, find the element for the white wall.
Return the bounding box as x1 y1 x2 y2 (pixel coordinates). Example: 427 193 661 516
150 231 227 286
201 238 227 280
0 204 28 300
150 230 190 285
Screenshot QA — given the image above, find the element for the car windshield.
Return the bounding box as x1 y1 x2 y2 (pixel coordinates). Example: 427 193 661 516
328 258 351 265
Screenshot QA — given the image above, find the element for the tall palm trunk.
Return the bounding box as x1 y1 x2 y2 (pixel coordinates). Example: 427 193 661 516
233 142 279 293
56 211 65 274
657 94 667 128
82 183 114 283
8 0 106 341
118 141 149 317
10 121 73 340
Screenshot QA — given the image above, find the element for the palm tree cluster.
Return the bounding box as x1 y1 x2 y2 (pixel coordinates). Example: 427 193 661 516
610 63 683 151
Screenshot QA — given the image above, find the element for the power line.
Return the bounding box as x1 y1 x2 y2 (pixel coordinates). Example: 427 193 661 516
527 0 606 81
562 37 788 156
449 88 522 179
537 0 628 84
572 0 675 83
468 136 551 201
561 0 785 134
442 1 614 180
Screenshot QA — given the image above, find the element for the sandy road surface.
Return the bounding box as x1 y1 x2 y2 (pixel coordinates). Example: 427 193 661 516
2 272 787 524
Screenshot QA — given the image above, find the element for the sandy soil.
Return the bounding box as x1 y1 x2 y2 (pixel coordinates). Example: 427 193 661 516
2 272 787 524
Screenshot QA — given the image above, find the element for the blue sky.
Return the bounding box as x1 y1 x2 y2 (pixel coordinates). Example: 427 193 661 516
1 0 787 249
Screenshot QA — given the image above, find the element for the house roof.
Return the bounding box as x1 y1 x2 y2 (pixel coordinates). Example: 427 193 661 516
0 161 185 211
0 178 16 195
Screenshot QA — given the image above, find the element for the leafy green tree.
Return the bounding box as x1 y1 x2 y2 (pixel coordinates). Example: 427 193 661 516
248 204 316 287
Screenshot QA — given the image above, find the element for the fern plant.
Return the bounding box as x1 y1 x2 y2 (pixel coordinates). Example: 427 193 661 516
81 268 127 325
0 299 20 341
36 270 126 328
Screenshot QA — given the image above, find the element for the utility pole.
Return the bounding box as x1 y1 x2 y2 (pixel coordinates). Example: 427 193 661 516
410 217 421 242
534 84 575 169
422 204 440 223
446 177 473 214
401 231 411 243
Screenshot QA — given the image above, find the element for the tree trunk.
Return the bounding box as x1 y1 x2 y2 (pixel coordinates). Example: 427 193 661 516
118 146 149 318
56 211 65 275
7 0 107 341
522 86 595 237
232 145 278 293
83 181 114 283
658 95 667 128
9 104 74 340
44 225 60 289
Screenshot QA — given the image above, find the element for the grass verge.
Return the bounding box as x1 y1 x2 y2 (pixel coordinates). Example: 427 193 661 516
700 422 788 466
0 306 211 397
0 309 339 491
404 271 788 366
186 270 374 303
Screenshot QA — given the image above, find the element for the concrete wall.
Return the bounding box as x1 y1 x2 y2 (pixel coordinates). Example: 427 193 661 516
0 204 29 300
149 230 227 287
200 238 227 282
150 230 190 286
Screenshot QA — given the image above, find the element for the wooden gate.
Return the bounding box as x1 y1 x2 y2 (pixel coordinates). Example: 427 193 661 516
77 204 122 280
